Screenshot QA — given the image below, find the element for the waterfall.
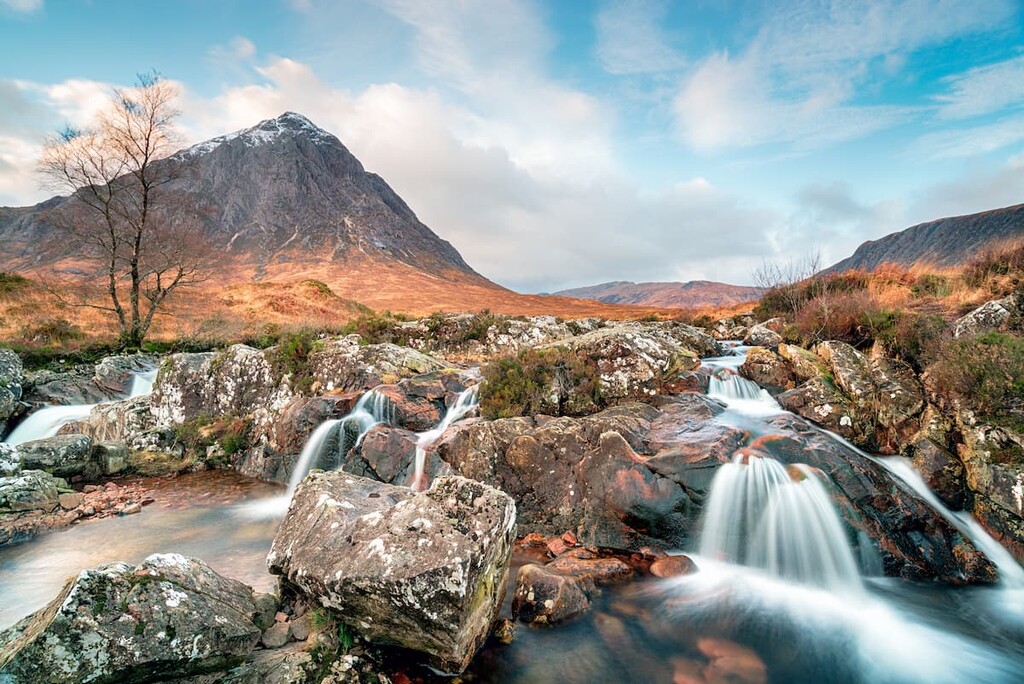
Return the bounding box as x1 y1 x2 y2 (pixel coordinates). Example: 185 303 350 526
411 385 480 491
699 453 864 593
708 373 769 401
4 366 158 446
285 389 393 495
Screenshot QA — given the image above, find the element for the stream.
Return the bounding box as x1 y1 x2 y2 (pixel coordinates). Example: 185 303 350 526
1 346 1023 682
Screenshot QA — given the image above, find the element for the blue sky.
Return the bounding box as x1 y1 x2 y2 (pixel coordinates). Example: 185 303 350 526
2 0 1024 291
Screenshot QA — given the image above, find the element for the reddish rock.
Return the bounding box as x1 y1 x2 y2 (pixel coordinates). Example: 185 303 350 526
546 537 570 557
698 638 767 684
512 564 592 626
547 550 635 584
649 555 696 578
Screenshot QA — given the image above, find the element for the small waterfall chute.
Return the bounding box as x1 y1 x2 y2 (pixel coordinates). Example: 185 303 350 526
285 389 394 495
411 385 479 491
699 453 864 593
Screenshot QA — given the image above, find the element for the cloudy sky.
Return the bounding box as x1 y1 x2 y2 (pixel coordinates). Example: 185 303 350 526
2 0 1023 292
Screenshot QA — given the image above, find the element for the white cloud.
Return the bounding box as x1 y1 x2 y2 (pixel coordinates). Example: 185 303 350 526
936 54 1024 120
912 114 1024 159
594 0 685 75
913 153 1024 219
673 0 1016 152
1 0 42 13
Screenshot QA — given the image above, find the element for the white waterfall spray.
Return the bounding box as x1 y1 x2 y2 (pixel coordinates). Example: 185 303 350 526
699 453 864 593
285 389 393 495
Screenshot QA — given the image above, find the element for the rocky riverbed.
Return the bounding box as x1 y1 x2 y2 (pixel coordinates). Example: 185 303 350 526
1 311 1023 683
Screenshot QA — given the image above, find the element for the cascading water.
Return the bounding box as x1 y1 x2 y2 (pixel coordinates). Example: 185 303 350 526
285 389 393 495
708 372 772 401
699 453 864 592
3 365 159 446
411 385 480 491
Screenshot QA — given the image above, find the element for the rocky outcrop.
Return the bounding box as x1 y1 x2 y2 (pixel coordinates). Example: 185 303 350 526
711 314 755 341
21 354 156 406
910 438 967 510
400 314 604 360
308 336 453 392
15 434 94 479
544 322 718 401
268 472 516 673
953 296 1019 338
67 396 161 450
0 348 24 437
744 341 926 454
0 553 261 683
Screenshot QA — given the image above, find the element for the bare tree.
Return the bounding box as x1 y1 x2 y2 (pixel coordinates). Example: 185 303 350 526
38 72 208 347
753 250 822 316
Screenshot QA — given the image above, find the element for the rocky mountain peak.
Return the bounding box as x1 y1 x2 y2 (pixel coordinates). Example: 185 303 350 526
174 111 340 161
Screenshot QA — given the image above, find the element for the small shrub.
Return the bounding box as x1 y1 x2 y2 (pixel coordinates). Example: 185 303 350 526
911 273 952 298
340 312 411 346
268 329 323 393
480 347 603 419
0 271 29 295
19 318 85 345
789 291 897 348
879 313 948 370
962 242 1024 292
929 332 1024 418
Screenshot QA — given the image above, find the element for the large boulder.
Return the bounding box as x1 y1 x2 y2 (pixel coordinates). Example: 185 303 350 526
0 470 67 512
0 553 261 683
953 296 1018 338
742 319 783 348
711 314 755 341
910 438 967 510
15 434 95 479
66 396 159 450
308 336 453 392
739 346 796 394
956 418 1024 560
268 472 516 673
0 348 24 437
544 322 718 402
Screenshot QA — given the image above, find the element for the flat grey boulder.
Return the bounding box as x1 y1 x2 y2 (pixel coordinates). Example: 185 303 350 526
268 472 516 673
0 553 261 683
0 470 68 512
16 434 94 479
953 296 1018 338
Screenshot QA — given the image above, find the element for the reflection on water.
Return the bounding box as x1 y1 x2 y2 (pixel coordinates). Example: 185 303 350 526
0 471 283 629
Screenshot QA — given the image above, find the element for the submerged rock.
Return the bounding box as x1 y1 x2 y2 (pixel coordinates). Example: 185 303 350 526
0 553 261 683
268 472 516 673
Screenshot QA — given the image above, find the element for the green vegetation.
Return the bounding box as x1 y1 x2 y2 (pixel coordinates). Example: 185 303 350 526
929 331 1024 421
267 329 325 393
0 272 29 295
962 242 1024 292
172 415 249 465
18 318 84 345
480 346 603 419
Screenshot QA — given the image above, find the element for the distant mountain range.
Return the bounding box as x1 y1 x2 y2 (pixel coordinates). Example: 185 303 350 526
0 113 663 318
550 280 764 310
826 203 1024 274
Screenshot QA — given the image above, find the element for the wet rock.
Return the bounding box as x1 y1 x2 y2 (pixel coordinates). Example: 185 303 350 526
122 502 142 515
777 377 867 446
0 470 66 512
762 412 997 584
739 346 795 394
268 472 516 673
546 549 635 584
263 394 360 457
956 419 1024 560
0 553 261 683
649 555 696 578
911 438 967 510
512 564 592 625
15 434 95 479
492 618 516 644
0 443 19 476
953 296 1018 338
67 396 159 450
698 638 768 684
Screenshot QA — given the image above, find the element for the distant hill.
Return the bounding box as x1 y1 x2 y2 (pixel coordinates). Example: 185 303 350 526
551 280 764 309
825 203 1024 273
0 112 668 320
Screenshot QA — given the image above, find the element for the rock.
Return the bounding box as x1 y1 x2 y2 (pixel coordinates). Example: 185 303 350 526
268 472 516 673
698 638 768 684
512 564 592 625
68 396 159 451
739 346 795 394
288 614 310 642
261 621 290 648
777 377 868 447
868 356 925 453
308 336 453 393
92 441 129 475
0 443 19 476
0 470 66 512
0 553 261 683
122 502 142 515
742 320 783 348
546 549 635 584
815 341 875 404
649 555 696 578
492 618 516 645
911 438 967 510
0 348 23 437
954 297 1018 338
544 321 718 401
711 314 755 341
16 434 96 479
252 593 279 631
58 491 85 510
93 354 157 396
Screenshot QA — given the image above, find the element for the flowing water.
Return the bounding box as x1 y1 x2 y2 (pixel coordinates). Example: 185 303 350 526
412 385 479 490
3 365 159 446
2 347 1024 682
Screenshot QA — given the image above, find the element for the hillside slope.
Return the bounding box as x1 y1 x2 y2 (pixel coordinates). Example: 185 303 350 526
552 280 763 309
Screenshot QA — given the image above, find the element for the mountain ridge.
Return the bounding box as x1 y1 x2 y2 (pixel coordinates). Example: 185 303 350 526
551 279 764 309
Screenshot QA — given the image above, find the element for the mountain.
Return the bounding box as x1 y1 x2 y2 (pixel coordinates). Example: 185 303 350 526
825 203 1024 274
0 112 666 320
551 280 764 310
